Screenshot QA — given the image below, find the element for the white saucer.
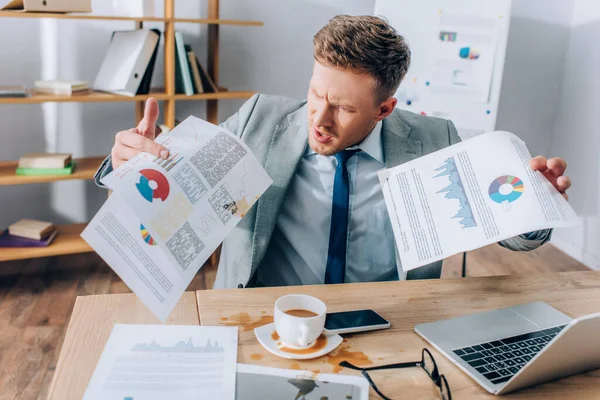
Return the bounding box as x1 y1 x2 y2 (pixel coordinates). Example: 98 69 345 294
254 323 343 360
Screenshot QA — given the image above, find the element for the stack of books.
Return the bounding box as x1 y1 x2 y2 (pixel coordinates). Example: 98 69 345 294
16 153 75 176
34 80 90 96
0 219 58 248
0 85 27 98
175 32 220 96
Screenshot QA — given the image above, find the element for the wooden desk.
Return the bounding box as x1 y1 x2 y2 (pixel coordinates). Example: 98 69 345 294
48 292 199 400
197 271 600 399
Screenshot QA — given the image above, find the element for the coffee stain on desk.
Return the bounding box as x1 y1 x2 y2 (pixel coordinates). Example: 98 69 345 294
289 363 301 370
219 313 273 331
325 346 373 373
250 353 264 361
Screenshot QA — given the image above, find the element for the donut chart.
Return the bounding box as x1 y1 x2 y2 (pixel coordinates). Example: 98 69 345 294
136 169 170 202
140 224 157 246
489 175 524 204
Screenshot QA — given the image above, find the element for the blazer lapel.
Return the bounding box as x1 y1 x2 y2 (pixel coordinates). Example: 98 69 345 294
250 105 309 273
382 111 422 168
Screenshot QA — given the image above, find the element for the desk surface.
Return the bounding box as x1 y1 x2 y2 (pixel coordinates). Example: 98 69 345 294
197 271 600 399
47 271 600 400
48 292 199 400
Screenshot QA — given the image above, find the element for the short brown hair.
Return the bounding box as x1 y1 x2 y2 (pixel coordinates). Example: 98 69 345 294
313 15 411 102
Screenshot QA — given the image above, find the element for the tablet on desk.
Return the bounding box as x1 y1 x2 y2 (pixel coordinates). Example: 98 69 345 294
236 363 369 399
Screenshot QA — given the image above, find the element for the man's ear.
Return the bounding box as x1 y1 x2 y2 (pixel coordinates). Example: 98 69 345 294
376 97 397 121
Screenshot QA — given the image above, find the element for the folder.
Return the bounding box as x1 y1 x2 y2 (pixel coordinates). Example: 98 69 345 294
93 29 161 97
0 0 91 13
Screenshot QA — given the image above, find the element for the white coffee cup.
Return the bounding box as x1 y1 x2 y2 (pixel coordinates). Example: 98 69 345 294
274 294 327 348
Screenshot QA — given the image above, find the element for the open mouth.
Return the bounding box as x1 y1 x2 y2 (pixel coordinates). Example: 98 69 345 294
312 126 333 144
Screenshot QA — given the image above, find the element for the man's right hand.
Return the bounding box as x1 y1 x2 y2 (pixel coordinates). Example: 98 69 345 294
111 97 169 170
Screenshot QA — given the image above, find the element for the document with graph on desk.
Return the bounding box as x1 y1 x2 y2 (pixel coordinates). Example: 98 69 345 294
82 117 272 321
378 131 578 271
83 324 238 400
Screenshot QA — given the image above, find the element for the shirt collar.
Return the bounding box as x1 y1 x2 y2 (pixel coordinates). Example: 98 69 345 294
304 120 384 164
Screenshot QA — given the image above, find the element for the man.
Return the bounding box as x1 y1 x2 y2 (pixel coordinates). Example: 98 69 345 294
96 15 571 289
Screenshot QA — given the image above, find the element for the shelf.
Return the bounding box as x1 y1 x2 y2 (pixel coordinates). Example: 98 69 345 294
0 223 92 262
0 156 105 185
0 90 256 104
0 11 263 25
173 18 263 26
0 90 171 104
172 91 256 101
0 11 167 21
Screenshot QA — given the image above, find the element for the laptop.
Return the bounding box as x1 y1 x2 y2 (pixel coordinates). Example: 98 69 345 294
414 302 600 395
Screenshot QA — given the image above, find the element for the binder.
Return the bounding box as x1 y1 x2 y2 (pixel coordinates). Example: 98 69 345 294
0 0 91 13
93 29 161 97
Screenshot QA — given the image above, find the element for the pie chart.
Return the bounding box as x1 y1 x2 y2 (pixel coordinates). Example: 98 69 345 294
136 169 170 202
459 47 480 60
140 224 157 246
489 175 524 204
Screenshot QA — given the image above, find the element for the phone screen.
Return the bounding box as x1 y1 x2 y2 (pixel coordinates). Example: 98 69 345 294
325 309 389 330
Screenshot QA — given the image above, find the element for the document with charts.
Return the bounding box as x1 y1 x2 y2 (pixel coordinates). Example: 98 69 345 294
82 116 272 321
83 324 238 400
378 131 578 271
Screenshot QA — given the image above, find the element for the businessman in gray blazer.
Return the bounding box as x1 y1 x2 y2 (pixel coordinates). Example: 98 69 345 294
96 15 571 289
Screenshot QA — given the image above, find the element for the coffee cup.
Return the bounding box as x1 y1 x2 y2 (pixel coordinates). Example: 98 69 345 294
274 294 327 348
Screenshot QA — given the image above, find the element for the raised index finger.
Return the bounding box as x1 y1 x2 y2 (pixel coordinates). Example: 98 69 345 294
137 98 160 139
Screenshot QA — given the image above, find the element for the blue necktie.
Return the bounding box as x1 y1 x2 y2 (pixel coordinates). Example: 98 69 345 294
325 149 359 284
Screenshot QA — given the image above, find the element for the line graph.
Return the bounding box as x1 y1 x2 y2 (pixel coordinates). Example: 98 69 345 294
434 157 477 229
132 338 224 353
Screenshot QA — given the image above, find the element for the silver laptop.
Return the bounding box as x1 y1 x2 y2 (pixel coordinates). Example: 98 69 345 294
415 302 600 395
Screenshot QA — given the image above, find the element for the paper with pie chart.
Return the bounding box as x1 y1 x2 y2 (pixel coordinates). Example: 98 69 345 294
82 116 272 321
378 131 578 272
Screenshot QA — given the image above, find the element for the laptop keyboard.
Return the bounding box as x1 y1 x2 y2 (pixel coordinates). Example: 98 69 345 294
453 325 567 385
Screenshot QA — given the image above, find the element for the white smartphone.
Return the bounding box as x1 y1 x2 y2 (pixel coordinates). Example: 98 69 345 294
323 309 391 335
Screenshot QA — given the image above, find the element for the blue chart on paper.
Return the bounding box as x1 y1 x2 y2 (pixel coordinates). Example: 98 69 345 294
434 157 477 229
131 338 224 353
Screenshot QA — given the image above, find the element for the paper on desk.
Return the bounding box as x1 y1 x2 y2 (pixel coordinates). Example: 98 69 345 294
378 131 578 271
82 116 272 321
83 324 238 400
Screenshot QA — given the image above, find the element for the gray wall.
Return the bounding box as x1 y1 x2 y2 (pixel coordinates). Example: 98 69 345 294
496 0 573 157
547 0 600 270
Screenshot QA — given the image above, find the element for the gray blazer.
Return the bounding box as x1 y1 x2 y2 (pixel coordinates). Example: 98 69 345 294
95 94 549 289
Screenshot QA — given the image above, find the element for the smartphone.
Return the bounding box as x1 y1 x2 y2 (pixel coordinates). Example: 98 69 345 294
323 309 391 335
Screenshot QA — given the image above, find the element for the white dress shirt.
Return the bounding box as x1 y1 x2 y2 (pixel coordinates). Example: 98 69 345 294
256 121 398 286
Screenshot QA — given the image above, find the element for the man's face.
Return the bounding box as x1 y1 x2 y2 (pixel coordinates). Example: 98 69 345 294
307 61 394 156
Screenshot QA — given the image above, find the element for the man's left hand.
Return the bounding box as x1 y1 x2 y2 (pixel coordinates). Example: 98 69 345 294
530 156 571 200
